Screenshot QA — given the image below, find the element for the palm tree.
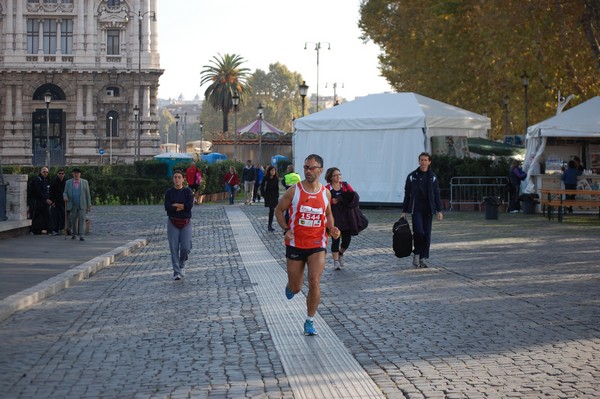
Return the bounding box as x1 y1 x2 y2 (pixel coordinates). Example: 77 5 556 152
200 53 250 132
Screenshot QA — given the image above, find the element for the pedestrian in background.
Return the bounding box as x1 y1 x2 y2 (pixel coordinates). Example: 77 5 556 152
572 156 585 174
275 154 340 336
325 167 360 270
260 165 279 231
281 164 301 189
30 167 51 235
223 166 240 205
49 168 67 235
242 160 256 205
164 170 194 280
281 164 301 224
561 160 579 215
253 163 264 203
508 160 527 213
185 161 202 204
63 167 92 241
401 152 443 268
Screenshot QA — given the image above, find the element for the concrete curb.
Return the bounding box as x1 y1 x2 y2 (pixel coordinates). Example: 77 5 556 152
0 238 147 322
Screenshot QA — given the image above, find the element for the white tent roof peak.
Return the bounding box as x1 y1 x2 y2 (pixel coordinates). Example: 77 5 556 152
294 92 490 132
526 96 600 138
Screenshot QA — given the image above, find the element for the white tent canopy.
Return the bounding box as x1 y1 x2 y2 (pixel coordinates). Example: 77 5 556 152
523 96 600 191
293 92 490 204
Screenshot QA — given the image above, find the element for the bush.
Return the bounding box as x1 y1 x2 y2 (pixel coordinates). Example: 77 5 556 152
432 155 513 195
3 160 247 205
2 156 516 204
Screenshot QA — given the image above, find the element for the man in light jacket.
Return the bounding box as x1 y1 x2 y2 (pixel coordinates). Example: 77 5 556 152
63 167 92 241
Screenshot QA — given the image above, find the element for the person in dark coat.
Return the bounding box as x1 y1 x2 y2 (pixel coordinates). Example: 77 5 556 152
561 160 579 215
325 167 360 270
508 160 527 212
49 168 67 235
260 165 280 231
401 152 444 268
30 167 51 234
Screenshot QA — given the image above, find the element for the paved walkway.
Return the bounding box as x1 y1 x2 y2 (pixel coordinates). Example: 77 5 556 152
0 204 599 398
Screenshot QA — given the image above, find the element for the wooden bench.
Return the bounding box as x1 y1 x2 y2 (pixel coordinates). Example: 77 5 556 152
540 189 600 222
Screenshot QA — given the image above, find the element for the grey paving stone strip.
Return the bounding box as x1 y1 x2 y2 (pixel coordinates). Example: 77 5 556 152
0 238 147 322
225 206 385 398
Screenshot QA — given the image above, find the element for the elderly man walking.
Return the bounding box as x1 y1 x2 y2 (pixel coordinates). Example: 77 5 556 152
63 167 92 241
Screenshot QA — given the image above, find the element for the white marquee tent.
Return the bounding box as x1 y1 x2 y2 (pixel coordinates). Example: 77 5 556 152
523 96 600 183
293 92 490 204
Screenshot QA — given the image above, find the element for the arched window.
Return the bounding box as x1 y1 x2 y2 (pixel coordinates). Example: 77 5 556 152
106 111 119 137
33 84 66 101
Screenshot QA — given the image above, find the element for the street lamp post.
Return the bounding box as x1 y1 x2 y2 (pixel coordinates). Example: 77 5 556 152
326 82 344 105
174 113 180 153
137 8 156 159
109 116 114 164
44 90 52 166
299 81 308 117
133 104 140 161
304 41 330 112
199 120 204 155
183 112 187 154
232 93 240 161
503 95 510 137
521 71 529 134
257 103 264 165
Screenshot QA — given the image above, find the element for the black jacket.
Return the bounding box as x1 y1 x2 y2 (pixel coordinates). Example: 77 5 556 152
402 167 442 215
49 176 66 204
33 174 50 202
260 176 280 209
242 166 256 182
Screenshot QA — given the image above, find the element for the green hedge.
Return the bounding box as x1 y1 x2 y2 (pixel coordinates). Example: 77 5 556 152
3 156 513 204
3 160 245 205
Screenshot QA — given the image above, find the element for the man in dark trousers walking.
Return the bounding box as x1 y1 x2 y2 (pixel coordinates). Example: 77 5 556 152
401 152 444 268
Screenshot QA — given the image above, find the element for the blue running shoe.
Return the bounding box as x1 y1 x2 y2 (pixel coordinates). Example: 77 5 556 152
285 285 295 300
304 320 317 336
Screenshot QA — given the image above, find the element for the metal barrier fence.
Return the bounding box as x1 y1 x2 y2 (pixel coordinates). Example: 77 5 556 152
450 176 509 211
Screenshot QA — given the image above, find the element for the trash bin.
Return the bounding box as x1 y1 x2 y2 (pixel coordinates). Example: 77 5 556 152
520 193 539 215
483 196 501 220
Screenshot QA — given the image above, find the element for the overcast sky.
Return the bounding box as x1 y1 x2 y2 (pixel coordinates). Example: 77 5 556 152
156 0 394 102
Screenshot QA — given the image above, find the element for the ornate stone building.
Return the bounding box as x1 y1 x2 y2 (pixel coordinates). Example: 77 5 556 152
0 0 163 166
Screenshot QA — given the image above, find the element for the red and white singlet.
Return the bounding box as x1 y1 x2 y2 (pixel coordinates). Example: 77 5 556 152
286 182 330 249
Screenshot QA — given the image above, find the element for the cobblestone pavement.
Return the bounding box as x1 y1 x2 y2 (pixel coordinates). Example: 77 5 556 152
0 204 599 398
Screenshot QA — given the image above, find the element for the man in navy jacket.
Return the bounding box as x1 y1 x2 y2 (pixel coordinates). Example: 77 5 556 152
401 152 444 268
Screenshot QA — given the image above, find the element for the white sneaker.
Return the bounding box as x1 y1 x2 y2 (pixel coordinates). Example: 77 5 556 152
419 258 430 268
338 254 345 268
510 210 519 213
412 254 420 267
334 260 341 270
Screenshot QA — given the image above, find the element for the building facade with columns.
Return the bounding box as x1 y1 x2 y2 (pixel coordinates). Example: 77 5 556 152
0 0 162 166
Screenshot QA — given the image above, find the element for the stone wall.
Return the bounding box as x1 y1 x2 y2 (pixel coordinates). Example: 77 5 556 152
3 174 28 222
